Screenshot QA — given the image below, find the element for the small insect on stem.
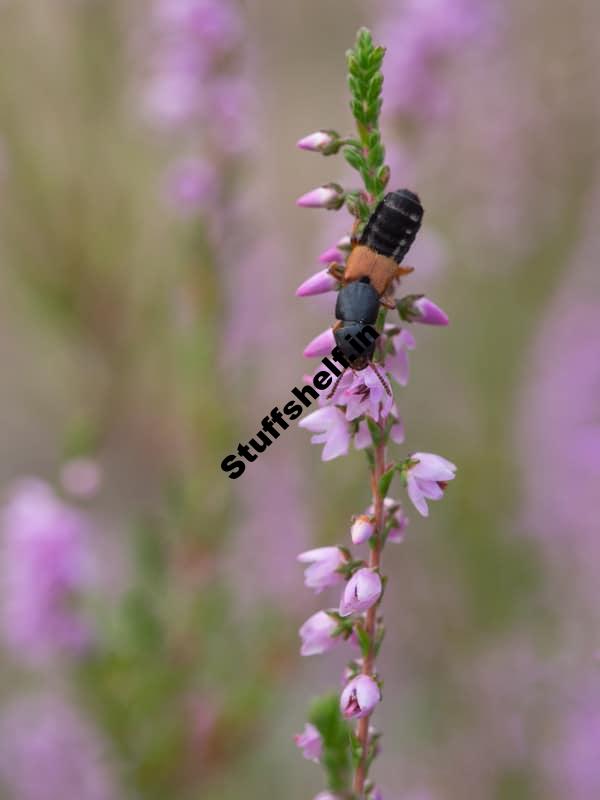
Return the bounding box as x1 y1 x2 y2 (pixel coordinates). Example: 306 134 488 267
324 188 424 398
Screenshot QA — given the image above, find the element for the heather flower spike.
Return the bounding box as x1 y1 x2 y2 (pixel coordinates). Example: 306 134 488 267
294 27 456 797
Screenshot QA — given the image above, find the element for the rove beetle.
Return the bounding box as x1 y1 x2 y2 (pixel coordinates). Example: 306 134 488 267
328 189 424 398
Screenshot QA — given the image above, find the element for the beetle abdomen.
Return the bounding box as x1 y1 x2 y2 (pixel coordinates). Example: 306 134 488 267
335 279 380 324
359 188 424 264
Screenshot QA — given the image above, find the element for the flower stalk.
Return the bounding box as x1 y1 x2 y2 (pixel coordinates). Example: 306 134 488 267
294 28 456 799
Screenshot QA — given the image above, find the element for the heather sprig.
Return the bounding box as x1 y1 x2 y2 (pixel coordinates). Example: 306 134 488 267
294 28 456 799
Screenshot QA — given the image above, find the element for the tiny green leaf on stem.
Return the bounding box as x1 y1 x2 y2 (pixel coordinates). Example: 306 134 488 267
378 467 396 498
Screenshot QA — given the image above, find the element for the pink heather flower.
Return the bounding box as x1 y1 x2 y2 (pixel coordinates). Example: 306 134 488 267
1 479 94 663
413 296 449 325
296 183 345 210
314 794 340 800
297 130 338 153
388 507 409 543
390 419 405 444
297 547 345 593
296 269 338 297
0 694 117 800
367 498 408 542
351 515 375 544
384 328 416 387
299 610 339 656
303 327 336 357
406 452 457 516
340 674 381 719
331 367 393 422
339 568 382 617
164 157 217 214
299 406 351 461
354 420 372 450
294 722 323 763
318 246 345 264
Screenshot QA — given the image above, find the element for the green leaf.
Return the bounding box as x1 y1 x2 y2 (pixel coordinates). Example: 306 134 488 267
354 624 371 659
343 147 366 172
309 694 352 793
378 467 396 497
366 417 383 446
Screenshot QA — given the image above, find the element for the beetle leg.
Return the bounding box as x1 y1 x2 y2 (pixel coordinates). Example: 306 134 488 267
395 265 414 278
370 363 392 397
332 320 343 332
327 262 346 282
326 369 347 400
379 295 396 310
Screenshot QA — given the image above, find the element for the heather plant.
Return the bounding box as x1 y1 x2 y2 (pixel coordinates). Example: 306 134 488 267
294 29 456 799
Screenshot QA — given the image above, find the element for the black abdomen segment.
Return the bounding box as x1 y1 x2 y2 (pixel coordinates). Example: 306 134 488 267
335 279 379 324
359 188 424 263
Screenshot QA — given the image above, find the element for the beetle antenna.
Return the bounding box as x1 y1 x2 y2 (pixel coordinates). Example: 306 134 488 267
371 363 391 397
326 369 347 400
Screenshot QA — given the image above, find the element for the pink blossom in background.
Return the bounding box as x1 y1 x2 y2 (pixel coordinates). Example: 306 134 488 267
377 0 493 120
144 0 243 129
294 722 323 763
547 680 600 799
0 694 118 800
59 458 103 499
0 479 94 663
516 181 600 552
163 156 218 215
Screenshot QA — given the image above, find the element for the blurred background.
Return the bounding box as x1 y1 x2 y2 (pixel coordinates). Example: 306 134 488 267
0 1 598 798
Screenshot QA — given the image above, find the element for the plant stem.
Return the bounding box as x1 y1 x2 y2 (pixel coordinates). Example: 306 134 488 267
353 435 386 797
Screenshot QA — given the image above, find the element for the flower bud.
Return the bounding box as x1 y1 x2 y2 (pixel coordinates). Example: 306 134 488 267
296 183 345 210
294 723 322 762
336 234 352 251
413 296 449 325
318 246 344 265
303 327 336 357
296 268 338 297
397 294 449 326
297 129 341 154
299 610 339 656
350 515 375 544
340 674 381 719
339 568 382 617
